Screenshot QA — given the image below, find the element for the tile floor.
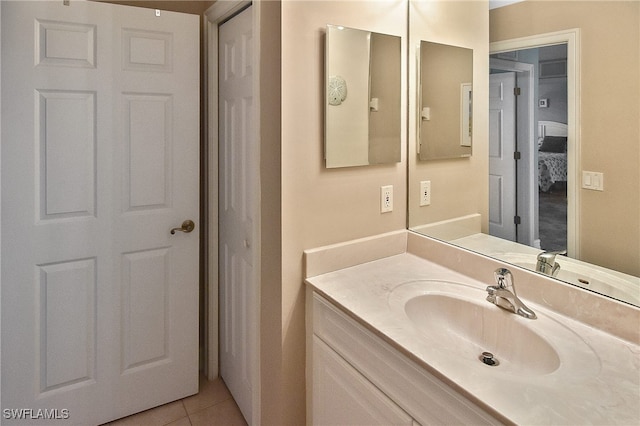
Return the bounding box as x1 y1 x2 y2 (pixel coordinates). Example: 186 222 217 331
107 376 247 426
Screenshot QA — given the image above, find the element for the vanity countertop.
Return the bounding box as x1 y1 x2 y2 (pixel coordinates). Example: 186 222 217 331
306 252 640 425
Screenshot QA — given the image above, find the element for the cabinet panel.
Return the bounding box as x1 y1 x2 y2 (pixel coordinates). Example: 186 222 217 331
313 336 413 425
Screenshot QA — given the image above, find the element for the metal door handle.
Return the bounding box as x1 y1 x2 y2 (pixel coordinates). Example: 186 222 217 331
170 220 195 234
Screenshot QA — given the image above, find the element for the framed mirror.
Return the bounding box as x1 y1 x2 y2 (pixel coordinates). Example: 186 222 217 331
325 24 401 168
418 41 473 160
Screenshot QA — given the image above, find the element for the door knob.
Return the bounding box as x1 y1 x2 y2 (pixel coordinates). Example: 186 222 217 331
170 220 195 235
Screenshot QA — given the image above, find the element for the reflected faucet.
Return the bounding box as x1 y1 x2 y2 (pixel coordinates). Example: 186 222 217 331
536 250 567 277
486 268 537 319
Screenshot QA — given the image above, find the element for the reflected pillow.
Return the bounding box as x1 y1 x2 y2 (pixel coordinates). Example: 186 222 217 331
539 136 567 153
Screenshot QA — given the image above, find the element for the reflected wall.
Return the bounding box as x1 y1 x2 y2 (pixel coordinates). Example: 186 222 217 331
418 41 473 160
408 0 489 234
490 1 639 276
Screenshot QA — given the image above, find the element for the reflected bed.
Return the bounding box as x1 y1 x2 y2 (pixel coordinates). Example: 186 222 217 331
538 121 568 192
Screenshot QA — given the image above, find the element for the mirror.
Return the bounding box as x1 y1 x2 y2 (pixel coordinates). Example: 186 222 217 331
418 41 473 160
325 25 401 168
408 1 640 307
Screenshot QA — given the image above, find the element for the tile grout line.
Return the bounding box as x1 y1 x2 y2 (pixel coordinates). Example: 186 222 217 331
181 400 193 426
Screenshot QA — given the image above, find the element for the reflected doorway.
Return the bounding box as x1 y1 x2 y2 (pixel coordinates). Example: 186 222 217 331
489 43 569 253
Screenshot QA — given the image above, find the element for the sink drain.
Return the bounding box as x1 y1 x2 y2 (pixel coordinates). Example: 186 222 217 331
479 351 500 366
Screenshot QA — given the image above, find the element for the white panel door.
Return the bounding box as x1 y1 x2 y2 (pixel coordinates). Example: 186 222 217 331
218 6 257 425
1 1 199 424
489 72 517 241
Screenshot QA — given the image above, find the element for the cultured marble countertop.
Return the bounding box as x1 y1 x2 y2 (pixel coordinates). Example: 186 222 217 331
306 252 640 425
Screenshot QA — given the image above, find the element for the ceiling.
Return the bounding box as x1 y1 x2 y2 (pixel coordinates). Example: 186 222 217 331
489 0 525 9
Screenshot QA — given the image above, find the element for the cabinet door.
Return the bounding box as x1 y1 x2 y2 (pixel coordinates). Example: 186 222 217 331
312 336 413 426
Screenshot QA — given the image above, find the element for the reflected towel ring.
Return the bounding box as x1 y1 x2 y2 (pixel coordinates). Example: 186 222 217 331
328 75 347 106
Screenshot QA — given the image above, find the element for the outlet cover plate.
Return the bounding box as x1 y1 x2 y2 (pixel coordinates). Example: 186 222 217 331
381 185 393 213
420 180 431 206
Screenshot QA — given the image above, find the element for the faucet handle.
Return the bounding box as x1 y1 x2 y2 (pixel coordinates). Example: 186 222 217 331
537 250 567 263
493 267 513 290
536 251 566 277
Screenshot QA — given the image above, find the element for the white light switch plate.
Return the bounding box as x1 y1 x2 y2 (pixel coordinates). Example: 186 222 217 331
582 171 604 191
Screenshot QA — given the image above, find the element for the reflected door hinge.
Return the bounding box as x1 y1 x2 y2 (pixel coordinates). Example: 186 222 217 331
514 87 521 96
514 151 521 160
514 215 522 225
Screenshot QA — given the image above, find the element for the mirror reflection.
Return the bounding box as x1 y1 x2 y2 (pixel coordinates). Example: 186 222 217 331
489 45 569 252
325 25 401 168
418 41 473 160
408 1 639 307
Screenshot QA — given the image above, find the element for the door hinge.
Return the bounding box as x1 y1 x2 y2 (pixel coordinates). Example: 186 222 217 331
514 151 521 160
514 215 521 225
514 87 521 96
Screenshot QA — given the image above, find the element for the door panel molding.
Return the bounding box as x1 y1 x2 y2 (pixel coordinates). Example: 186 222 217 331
1 2 199 423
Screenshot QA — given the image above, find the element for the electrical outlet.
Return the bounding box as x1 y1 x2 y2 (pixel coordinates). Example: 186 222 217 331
381 185 393 213
420 180 431 206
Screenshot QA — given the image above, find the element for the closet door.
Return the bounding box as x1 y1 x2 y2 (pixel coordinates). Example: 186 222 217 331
218 5 257 425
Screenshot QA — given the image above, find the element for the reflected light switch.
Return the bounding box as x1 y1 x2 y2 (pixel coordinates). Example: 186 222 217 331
582 171 604 191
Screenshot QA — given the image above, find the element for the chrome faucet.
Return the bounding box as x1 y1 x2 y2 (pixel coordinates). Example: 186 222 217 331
486 268 537 319
536 250 566 277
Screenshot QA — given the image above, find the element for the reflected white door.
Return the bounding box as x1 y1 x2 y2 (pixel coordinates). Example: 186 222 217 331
489 72 517 241
1 1 199 424
218 6 257 425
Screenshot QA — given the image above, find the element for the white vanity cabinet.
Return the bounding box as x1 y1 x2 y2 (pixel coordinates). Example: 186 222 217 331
308 291 502 426
312 337 414 425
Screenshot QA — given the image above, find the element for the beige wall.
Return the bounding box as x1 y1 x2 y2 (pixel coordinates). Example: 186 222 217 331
408 1 490 233
280 1 491 424
490 0 640 276
281 1 408 423
93 0 214 15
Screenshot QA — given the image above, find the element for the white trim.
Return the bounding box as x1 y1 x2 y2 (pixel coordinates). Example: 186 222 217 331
0 3 3 399
460 83 472 147
204 1 261 423
205 0 251 23
490 28 581 260
203 6 218 382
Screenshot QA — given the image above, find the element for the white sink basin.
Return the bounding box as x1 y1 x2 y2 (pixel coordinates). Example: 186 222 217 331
388 280 601 378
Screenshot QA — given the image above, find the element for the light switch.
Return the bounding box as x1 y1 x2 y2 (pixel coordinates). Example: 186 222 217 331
582 171 604 191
